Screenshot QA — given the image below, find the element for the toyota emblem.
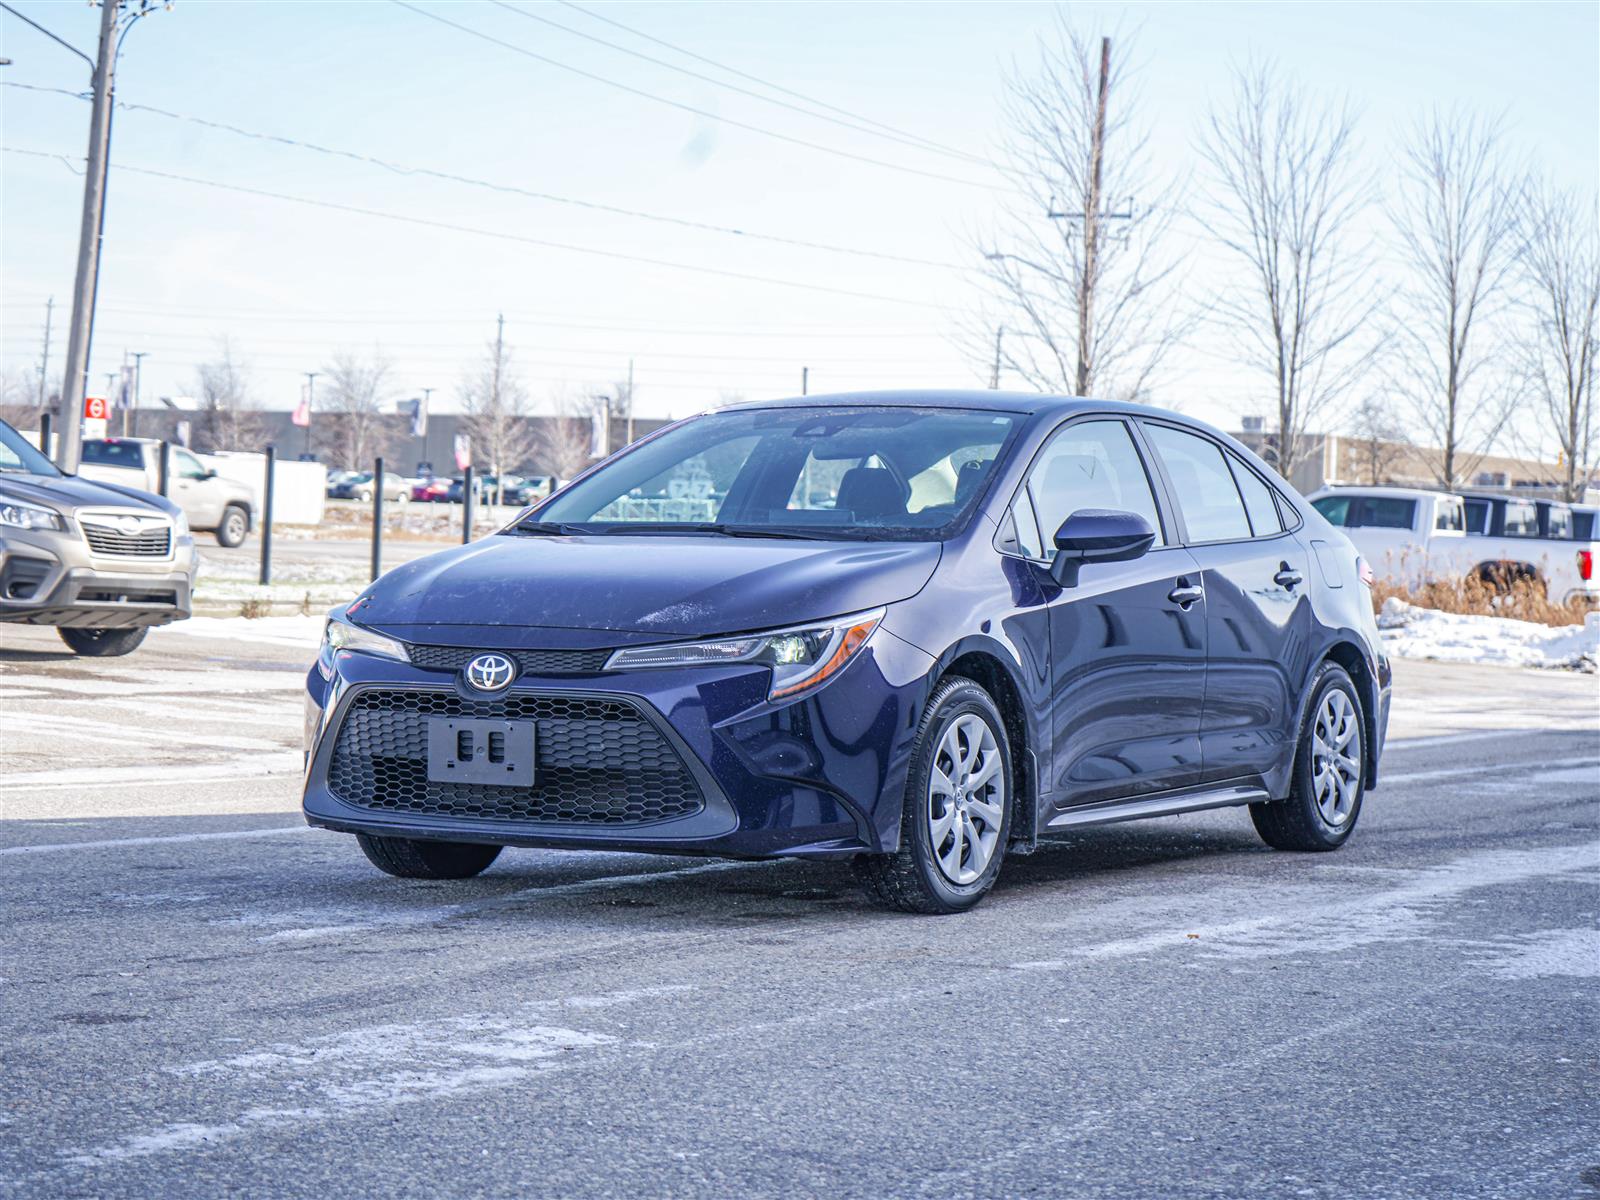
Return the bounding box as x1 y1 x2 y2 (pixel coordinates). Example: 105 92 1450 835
464 653 516 692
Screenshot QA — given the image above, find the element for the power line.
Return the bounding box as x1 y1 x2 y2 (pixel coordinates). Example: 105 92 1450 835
3 81 965 270
491 1 990 169
388 0 1009 195
554 0 976 163
5 146 949 309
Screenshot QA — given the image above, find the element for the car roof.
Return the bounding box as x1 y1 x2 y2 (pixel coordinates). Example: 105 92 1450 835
1310 485 1449 501
712 389 1240 432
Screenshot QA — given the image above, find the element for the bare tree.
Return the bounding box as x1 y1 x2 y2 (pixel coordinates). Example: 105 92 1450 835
1519 181 1599 503
190 339 268 452
318 348 396 469
459 317 538 501
533 389 596 481
1345 394 1412 485
0 367 40 432
1195 62 1382 481
1387 110 1521 488
974 20 1187 400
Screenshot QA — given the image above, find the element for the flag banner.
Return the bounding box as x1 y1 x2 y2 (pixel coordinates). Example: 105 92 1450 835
454 434 472 472
176 420 192 448
292 381 312 428
399 396 427 437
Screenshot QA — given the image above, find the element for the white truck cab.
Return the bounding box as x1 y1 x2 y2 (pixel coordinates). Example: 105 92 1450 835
77 439 258 547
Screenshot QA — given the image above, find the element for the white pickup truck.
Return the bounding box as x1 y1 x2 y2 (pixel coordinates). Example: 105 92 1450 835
76 438 258 547
1307 485 1598 606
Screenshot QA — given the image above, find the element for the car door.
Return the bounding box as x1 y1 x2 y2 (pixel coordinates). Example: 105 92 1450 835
1139 422 1315 787
1011 417 1207 808
170 448 224 528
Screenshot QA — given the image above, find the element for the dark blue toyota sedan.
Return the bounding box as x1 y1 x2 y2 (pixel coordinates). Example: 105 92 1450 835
302 392 1390 913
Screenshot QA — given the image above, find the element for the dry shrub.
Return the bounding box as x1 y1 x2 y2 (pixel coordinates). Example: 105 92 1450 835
1370 573 1591 628
238 596 271 619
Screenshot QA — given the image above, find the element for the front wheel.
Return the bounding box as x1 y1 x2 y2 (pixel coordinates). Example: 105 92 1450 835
58 626 149 656
854 677 1012 914
1250 662 1365 852
215 504 250 548
356 833 501 879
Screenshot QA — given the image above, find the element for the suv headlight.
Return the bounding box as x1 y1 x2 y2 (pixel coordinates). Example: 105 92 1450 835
606 608 884 702
318 611 407 678
172 509 191 538
0 497 66 532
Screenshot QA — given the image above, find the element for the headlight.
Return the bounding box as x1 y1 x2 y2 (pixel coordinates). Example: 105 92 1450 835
172 509 191 537
0 497 66 532
318 612 407 678
606 608 884 702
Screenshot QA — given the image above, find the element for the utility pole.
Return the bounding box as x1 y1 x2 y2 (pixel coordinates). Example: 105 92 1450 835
36 297 53 413
1077 36 1110 398
129 350 146 436
989 326 1004 390
56 0 121 474
302 371 318 458
625 357 635 445
117 351 128 435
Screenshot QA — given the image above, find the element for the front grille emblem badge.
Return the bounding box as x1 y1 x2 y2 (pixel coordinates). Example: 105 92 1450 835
464 653 517 692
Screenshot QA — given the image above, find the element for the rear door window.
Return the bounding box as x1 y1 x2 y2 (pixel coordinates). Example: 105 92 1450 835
1350 498 1416 530
1312 495 1352 526
79 441 144 469
1463 499 1489 534
1502 500 1538 537
1226 453 1282 536
1025 419 1166 550
1142 424 1250 543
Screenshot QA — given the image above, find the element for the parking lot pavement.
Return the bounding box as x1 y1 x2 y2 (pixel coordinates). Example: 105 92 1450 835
1 626 1596 1199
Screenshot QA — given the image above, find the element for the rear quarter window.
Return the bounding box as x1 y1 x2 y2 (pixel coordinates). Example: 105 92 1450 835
79 441 144 469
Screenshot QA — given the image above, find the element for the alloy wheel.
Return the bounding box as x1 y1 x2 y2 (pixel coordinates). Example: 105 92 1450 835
927 713 1005 885
1311 689 1361 826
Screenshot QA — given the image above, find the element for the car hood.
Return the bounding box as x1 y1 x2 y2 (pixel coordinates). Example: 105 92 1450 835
354 534 941 640
0 471 177 517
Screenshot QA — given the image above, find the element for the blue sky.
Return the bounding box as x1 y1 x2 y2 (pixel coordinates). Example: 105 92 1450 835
2 0 1596 435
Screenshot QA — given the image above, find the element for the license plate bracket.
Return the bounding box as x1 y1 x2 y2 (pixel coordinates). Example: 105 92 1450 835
425 717 535 787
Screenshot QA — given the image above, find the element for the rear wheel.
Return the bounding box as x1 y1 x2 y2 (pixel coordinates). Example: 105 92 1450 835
57 626 148 656
854 677 1012 914
215 504 250 548
357 833 502 879
1250 662 1364 851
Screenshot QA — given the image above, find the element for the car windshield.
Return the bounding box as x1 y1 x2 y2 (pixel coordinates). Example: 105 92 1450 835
0 418 60 476
528 405 1020 541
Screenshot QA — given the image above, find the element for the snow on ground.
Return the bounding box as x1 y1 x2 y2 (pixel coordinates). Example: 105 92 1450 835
155 615 326 649
1379 598 1599 673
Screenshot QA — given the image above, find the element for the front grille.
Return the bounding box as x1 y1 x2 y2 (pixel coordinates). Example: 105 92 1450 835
81 520 171 558
327 688 705 826
406 644 612 675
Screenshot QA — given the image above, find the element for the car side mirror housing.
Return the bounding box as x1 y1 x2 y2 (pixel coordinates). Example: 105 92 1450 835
1049 509 1157 587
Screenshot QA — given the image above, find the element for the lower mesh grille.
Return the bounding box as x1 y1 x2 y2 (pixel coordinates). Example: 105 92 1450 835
406 644 611 675
327 688 704 826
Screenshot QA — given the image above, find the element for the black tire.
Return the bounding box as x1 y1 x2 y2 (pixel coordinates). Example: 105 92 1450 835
215 504 250 548
1250 662 1365 852
57 626 149 656
854 677 1013 914
358 489 374 504
356 833 502 880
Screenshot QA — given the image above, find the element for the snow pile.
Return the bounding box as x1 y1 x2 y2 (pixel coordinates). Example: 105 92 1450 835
156 614 326 648
1378 598 1599 672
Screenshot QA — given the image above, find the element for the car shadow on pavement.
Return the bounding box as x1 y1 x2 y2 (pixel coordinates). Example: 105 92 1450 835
0 645 80 664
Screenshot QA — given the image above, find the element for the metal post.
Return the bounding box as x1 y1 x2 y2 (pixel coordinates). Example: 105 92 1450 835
39 412 52 459
302 371 317 458
55 0 120 475
157 440 170 496
461 465 475 544
371 455 385 581
129 350 146 437
801 366 809 396
258 444 276 586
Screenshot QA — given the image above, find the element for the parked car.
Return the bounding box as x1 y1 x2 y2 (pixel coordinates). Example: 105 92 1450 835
411 478 452 503
304 391 1390 914
0 419 197 655
325 469 360 498
77 438 258 548
329 471 410 504
1311 485 1598 604
444 475 539 505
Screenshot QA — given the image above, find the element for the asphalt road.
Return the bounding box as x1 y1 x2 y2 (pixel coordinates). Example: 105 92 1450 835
1 622 1596 1199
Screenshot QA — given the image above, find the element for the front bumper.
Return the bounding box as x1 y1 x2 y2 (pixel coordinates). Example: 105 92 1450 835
0 529 196 627
301 628 937 859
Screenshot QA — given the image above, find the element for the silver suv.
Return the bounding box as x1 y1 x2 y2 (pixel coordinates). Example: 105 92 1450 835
0 419 198 656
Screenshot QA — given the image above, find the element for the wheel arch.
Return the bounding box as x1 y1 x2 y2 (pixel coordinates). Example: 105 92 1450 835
930 644 1039 851
1312 638 1380 790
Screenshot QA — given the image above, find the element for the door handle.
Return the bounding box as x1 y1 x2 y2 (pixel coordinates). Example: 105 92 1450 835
1273 563 1304 591
1167 579 1204 609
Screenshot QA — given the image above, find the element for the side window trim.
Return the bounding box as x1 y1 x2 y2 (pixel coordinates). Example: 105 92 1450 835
994 413 1175 561
1222 448 1294 540
1136 418 1266 547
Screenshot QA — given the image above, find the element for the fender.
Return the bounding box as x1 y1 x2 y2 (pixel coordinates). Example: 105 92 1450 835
1283 628 1386 798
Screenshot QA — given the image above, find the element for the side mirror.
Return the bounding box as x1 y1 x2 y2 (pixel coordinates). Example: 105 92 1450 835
1050 509 1156 587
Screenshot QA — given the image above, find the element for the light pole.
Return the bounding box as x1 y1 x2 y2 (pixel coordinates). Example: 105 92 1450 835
302 371 317 458
129 350 146 435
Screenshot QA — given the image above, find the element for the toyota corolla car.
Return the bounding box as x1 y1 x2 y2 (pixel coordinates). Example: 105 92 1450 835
302 392 1390 913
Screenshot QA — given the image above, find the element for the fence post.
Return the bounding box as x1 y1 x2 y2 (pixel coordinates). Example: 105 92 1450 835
371 456 385 582
258 444 276 586
461 465 475 545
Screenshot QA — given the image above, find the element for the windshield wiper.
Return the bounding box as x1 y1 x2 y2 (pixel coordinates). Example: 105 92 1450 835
504 521 589 537
593 522 846 541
